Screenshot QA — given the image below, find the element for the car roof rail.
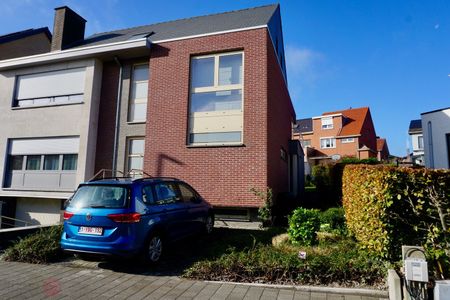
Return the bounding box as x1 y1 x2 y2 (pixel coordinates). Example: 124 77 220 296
134 176 180 183
89 169 129 182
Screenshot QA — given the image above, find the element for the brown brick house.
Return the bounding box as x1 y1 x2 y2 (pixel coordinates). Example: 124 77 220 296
0 5 301 223
293 107 388 172
0 27 51 60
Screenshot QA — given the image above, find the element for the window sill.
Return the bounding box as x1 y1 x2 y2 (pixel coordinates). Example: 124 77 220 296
127 121 146 125
187 143 245 149
12 101 84 110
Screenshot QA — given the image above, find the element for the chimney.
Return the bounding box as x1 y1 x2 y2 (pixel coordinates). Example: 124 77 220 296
51 6 86 51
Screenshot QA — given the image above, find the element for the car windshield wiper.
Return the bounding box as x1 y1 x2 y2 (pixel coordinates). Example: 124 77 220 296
89 205 106 208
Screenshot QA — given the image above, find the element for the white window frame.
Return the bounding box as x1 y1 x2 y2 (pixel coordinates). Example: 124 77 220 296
128 64 149 123
320 137 336 149
418 135 424 150
321 117 333 129
341 138 354 143
189 51 244 146
126 138 145 177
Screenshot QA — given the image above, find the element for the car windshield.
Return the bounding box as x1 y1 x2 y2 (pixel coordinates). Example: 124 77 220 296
68 185 129 209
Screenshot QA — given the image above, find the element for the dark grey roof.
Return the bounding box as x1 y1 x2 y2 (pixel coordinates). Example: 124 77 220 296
73 4 278 48
408 119 422 134
294 118 313 134
0 27 51 45
421 107 450 116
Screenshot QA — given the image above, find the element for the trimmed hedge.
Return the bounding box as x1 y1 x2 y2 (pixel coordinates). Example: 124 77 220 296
342 165 450 276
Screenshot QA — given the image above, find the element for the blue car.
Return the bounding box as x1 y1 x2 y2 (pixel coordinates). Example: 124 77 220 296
61 177 214 263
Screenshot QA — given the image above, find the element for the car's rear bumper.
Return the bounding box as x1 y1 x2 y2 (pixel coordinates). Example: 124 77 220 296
60 233 140 257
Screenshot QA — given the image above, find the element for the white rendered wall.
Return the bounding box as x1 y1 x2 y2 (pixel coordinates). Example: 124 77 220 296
422 109 450 169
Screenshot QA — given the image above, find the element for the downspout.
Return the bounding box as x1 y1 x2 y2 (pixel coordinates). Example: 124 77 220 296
112 56 123 174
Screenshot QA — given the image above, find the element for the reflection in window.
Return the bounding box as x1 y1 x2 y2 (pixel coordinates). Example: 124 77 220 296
190 90 242 112
44 155 60 170
26 155 41 170
128 64 149 122
62 154 78 170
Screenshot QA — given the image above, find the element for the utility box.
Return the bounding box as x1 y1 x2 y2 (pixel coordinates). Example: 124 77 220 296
435 280 450 300
404 258 428 282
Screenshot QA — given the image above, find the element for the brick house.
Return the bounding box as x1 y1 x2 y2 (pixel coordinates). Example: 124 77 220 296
293 107 388 172
0 4 300 225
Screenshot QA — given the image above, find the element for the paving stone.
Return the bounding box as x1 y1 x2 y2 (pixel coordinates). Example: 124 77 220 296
243 286 265 300
210 283 236 300
193 282 222 300
327 294 345 300
260 288 279 300
294 291 311 300
226 285 250 300
177 281 207 299
277 288 295 300
310 292 327 300
344 295 362 300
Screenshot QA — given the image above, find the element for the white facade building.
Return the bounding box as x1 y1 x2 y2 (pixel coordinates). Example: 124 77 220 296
421 107 450 169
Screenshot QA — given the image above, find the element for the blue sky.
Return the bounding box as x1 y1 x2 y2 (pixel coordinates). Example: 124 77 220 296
1 0 449 156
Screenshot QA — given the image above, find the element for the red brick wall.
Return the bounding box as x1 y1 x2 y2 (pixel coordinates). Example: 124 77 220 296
94 61 119 172
358 110 377 152
144 28 287 208
266 31 295 199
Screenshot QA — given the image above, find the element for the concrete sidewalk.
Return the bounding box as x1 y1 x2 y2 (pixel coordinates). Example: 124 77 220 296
0 261 388 299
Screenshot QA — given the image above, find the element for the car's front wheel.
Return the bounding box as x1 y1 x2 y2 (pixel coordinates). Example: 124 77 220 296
144 233 163 263
205 214 214 234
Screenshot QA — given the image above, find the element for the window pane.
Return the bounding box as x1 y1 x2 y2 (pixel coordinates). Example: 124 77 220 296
133 65 149 81
44 155 60 170
191 90 242 112
130 139 145 154
131 81 148 100
129 157 143 170
68 94 83 102
62 154 78 170
154 183 179 203
11 155 23 170
142 186 155 204
68 185 128 209
191 57 214 88
219 54 242 85
26 155 41 170
33 98 51 105
179 184 197 202
190 132 241 143
130 103 147 122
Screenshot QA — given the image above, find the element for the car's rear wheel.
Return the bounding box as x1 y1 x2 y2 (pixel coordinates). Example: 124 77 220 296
144 233 163 263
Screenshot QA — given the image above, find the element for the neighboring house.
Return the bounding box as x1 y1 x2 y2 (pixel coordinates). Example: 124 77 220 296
408 119 425 166
293 107 388 172
0 4 301 225
421 107 450 169
0 28 51 60
376 137 390 161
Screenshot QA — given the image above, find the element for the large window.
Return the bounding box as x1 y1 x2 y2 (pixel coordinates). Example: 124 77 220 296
127 138 145 176
320 138 336 149
321 117 333 129
418 136 424 150
128 64 149 122
189 52 243 145
14 68 85 107
12 154 77 172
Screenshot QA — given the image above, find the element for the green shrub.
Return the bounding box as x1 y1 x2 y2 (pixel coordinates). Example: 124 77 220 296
250 187 273 225
184 239 388 287
320 207 347 235
288 208 320 246
342 165 450 278
3 225 63 264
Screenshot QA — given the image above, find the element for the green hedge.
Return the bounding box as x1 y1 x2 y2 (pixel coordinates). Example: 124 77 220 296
342 165 450 277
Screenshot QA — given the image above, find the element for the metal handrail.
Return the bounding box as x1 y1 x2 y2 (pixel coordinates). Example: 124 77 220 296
88 169 125 182
0 215 30 228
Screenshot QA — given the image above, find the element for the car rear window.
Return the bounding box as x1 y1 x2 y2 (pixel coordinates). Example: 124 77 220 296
68 185 129 209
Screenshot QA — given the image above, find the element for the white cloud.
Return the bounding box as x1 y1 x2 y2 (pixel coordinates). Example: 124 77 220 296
285 45 328 101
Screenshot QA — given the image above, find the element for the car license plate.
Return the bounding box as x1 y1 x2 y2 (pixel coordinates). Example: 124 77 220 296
79 226 103 235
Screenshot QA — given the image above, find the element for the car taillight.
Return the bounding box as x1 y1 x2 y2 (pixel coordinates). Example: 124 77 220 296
107 213 141 223
63 211 74 220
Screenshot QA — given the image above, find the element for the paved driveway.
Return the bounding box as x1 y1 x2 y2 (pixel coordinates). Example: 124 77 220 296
0 261 387 300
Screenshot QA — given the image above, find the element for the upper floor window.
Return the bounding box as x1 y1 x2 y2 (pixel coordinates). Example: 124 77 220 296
189 52 243 146
128 64 149 122
321 117 333 129
14 68 85 107
418 136 424 150
320 138 336 149
341 138 354 143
